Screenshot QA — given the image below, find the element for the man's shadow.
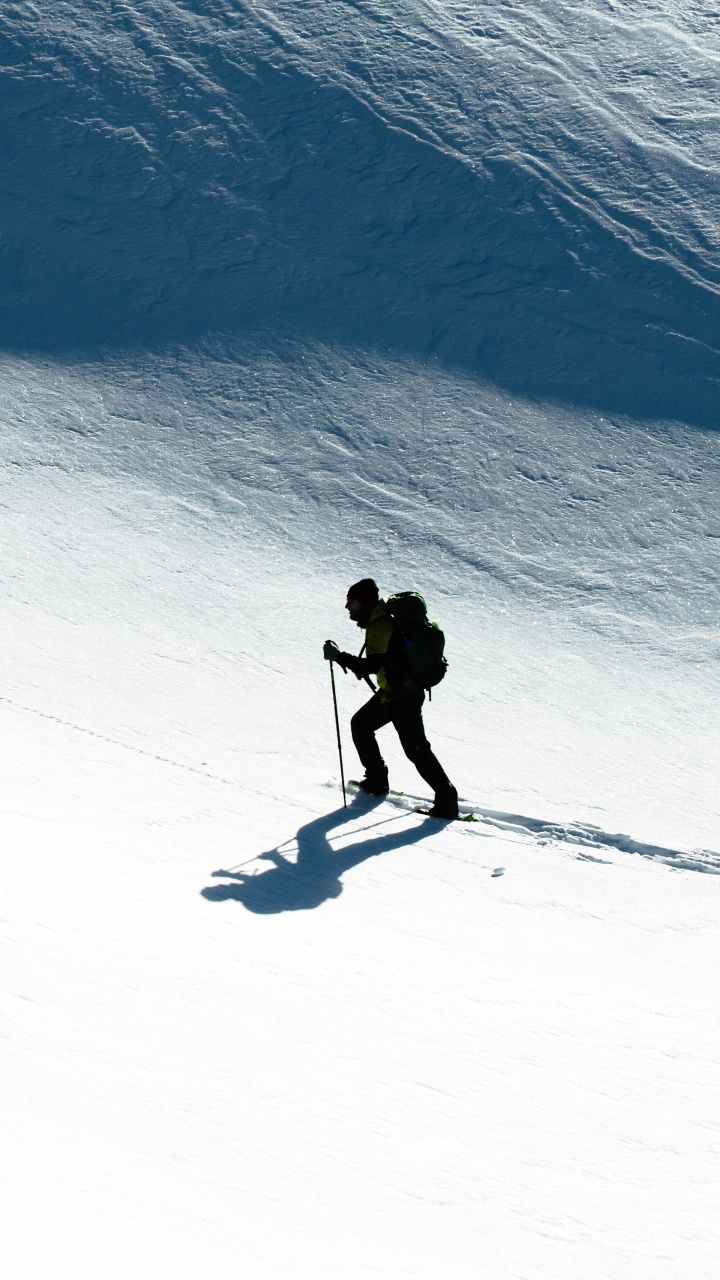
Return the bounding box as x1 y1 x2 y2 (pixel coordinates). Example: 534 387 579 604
201 796 441 914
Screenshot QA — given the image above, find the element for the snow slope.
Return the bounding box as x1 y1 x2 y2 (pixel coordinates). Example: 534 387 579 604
1 3 719 1278
2 334 719 1280
2 1 720 422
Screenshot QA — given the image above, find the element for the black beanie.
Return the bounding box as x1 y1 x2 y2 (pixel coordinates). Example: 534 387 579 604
347 578 379 607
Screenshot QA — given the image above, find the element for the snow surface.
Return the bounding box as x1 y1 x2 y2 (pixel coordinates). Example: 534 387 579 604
1 3 719 1278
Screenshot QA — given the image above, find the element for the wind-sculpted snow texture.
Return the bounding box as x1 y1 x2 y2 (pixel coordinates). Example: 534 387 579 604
1 0 720 423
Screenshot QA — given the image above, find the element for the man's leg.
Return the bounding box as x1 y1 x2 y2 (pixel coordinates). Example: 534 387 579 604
391 693 459 817
351 693 394 791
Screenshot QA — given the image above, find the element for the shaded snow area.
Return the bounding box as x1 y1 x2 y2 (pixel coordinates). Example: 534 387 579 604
1 4 719 1279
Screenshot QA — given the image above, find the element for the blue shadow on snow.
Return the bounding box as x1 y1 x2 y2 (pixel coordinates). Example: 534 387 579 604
201 796 442 914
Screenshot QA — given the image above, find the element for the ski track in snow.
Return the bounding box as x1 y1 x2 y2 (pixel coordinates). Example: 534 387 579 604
337 786 720 876
4 683 716 877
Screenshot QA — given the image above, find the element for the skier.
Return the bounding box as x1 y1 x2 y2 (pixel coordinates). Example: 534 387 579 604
323 578 459 819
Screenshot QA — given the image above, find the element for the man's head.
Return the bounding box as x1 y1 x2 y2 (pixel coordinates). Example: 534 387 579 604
346 577 379 624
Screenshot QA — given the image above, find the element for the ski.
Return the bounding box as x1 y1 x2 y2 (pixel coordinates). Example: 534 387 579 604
347 781 475 823
414 807 476 823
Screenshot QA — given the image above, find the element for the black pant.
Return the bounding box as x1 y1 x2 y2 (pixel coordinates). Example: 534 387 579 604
351 691 452 793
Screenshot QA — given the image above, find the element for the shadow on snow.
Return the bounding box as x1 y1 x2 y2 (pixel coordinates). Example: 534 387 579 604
2 43 719 428
201 795 443 914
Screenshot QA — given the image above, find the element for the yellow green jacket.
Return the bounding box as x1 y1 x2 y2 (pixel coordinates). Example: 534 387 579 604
364 600 395 696
345 600 416 702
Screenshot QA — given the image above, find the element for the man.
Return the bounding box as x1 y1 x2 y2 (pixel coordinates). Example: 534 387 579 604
323 578 459 819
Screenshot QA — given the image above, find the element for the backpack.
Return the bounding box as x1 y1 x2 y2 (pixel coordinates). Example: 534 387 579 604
385 592 448 690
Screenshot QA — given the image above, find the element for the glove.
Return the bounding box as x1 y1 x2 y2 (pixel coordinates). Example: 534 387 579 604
323 640 346 670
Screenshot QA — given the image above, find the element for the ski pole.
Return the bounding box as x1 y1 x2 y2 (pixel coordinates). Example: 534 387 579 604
329 659 347 808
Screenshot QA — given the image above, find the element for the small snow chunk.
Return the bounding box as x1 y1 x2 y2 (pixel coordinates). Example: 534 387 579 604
491 867 506 877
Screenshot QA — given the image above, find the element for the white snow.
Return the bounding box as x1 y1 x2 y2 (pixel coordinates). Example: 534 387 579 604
1 4 719 1278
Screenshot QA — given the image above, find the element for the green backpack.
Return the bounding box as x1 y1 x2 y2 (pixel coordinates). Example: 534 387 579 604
385 592 448 690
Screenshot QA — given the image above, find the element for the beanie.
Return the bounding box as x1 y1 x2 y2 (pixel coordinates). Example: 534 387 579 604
347 578 379 607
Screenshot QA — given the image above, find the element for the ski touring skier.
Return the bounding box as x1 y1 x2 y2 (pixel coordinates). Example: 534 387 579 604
323 578 459 819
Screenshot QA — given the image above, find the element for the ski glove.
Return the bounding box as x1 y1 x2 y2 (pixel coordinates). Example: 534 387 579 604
323 640 346 670
323 641 368 679
338 651 365 677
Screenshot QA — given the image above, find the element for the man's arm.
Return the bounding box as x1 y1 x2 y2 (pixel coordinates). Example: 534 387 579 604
323 640 370 676
341 613 395 675
323 613 395 677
